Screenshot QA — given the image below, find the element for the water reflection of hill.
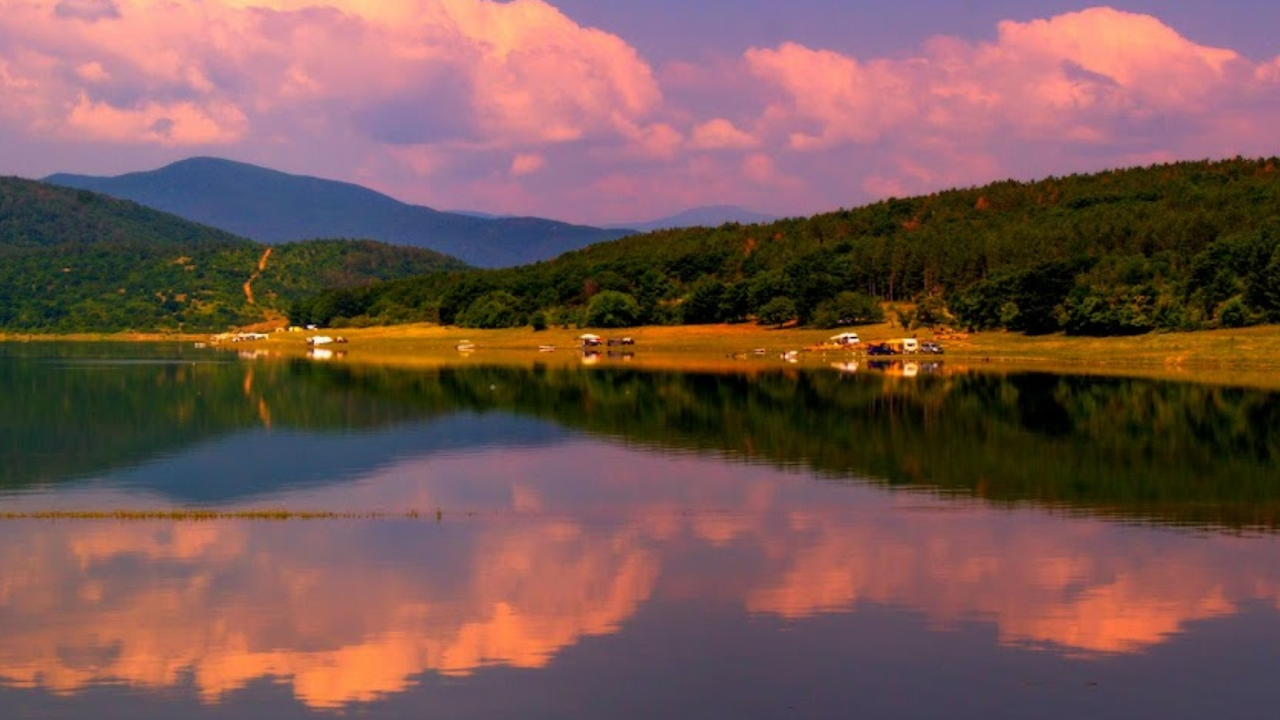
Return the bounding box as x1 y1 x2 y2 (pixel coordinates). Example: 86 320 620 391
0 345 567 500
3 345 1279 530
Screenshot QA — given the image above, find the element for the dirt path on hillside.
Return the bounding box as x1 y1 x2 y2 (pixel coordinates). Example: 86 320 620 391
243 247 272 305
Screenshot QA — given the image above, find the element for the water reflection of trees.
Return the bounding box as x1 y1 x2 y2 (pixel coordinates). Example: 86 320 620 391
455 366 1280 530
3 345 1279 529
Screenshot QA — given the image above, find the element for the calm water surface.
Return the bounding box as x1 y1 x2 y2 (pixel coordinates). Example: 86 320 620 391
2 343 1280 719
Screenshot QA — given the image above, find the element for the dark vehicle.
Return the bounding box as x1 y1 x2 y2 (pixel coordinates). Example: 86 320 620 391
866 342 895 356
919 341 944 354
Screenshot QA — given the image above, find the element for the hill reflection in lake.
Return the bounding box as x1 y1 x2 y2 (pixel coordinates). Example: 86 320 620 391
3 344 1280 718
3 344 1278 530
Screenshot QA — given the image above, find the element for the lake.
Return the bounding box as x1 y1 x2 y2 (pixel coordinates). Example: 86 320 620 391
2 342 1280 719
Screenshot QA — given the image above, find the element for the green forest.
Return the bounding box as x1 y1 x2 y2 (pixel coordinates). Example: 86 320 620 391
0 177 467 332
291 156 1280 336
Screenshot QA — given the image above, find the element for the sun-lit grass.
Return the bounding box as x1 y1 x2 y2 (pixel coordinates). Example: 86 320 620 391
209 321 1280 386
10 320 1280 388
243 320 1280 362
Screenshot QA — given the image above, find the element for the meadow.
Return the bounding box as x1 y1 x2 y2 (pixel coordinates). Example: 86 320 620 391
6 320 1280 387
183 322 1280 389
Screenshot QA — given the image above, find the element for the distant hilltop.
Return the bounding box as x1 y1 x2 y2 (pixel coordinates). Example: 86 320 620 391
606 205 777 233
45 157 632 269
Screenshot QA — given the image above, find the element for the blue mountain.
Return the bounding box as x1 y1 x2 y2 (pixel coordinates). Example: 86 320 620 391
46 157 634 268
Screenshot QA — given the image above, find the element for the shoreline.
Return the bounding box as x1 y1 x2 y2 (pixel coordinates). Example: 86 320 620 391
6 322 1280 389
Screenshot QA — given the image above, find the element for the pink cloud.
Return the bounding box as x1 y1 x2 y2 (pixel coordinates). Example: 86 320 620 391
1 3 1279 224
745 43 919 148
988 8 1242 107
0 1 662 148
73 60 108 82
744 6 1252 150
616 120 684 159
690 118 757 150
509 152 545 176
741 153 775 184
65 94 248 144
728 6 1280 210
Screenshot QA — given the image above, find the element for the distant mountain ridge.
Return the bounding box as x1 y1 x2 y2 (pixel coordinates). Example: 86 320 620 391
451 205 777 231
45 157 633 268
608 205 777 232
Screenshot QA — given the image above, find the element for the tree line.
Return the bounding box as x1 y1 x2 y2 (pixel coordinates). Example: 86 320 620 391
290 157 1280 335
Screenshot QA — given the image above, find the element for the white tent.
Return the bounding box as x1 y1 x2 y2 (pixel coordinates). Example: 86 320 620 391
829 332 860 345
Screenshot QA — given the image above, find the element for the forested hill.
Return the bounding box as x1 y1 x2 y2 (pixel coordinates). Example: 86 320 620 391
291 157 1280 336
46 157 634 268
0 177 467 332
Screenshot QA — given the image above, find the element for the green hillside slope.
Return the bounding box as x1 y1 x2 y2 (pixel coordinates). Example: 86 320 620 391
0 178 466 332
291 157 1280 335
45 157 634 268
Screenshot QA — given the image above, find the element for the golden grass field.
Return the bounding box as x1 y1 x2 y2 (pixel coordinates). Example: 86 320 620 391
200 321 1280 388
6 321 1280 388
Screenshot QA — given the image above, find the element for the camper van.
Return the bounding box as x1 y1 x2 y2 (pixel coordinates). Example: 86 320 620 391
886 338 919 354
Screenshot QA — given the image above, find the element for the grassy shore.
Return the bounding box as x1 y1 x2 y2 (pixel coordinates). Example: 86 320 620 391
7 321 1280 388
183 321 1280 389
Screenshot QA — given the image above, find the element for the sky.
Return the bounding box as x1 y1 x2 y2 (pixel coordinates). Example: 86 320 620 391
2 1 1279 225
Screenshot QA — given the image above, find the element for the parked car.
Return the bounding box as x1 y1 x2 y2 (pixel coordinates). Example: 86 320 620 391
887 338 919 354
919 341 944 354
866 342 895 356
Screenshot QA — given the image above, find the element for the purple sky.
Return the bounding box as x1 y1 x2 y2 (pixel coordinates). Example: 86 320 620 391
2 1 1279 223
554 1 1280 63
